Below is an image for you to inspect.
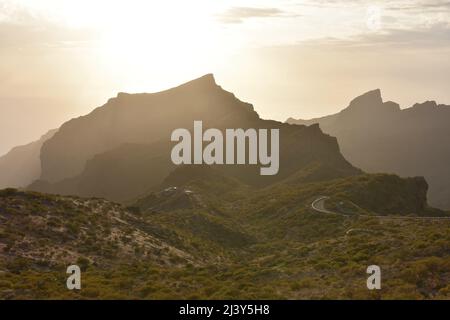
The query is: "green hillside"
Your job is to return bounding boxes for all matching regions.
[1,169,449,299]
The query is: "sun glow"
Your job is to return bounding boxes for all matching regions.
[8,0,235,91]
[59,1,222,88]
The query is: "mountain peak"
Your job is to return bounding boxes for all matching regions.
[113,74,217,100]
[349,89,383,108]
[198,73,216,83]
[411,100,437,110]
[179,73,217,89]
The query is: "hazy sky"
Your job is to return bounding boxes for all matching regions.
[1,0,450,155]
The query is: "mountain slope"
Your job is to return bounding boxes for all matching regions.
[0,188,198,269]
[287,90,450,209]
[30,75,360,202]
[39,74,259,183]
[29,142,174,202]
[0,129,57,189]
[2,170,449,299]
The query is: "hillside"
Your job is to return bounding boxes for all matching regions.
[2,170,449,299]
[287,90,450,210]
[0,129,57,189]
[0,188,199,267]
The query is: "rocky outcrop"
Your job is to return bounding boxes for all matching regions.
[287,89,450,209]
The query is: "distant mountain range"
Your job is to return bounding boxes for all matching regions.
[287,89,450,210]
[0,75,445,210]
[0,129,57,190]
[1,75,449,300]
[25,74,359,202]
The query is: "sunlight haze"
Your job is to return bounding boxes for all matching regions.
[1,0,449,155]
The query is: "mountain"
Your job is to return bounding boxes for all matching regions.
[38,74,258,183]
[4,76,447,299]
[287,90,450,209]
[29,74,360,202]
[0,129,57,189]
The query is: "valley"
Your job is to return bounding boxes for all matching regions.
[0,76,449,300]
[1,170,449,299]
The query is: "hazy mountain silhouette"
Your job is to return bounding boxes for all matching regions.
[287,89,450,209]
[0,129,57,189]
[3,78,447,300]
[29,74,360,202]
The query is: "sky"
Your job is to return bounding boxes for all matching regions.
[0,0,450,155]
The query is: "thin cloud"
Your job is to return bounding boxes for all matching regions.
[361,25,450,48]
[217,6,290,24]
[0,21,97,49]
[0,2,98,49]
[299,23,450,49]
[299,0,450,11]
[388,0,450,11]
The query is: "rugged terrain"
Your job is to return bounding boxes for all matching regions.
[1,168,449,299]
[27,75,359,202]
[0,76,449,300]
[287,89,450,210]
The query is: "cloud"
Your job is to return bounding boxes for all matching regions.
[217,6,289,24]
[0,21,97,50]
[299,23,450,49]
[361,24,450,47]
[0,6,97,50]
[387,0,450,11]
[0,1,99,50]
[297,0,450,12]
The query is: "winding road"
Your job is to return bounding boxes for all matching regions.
[311,196,339,215]
[311,196,450,221]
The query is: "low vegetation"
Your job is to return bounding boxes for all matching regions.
[1,170,449,300]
